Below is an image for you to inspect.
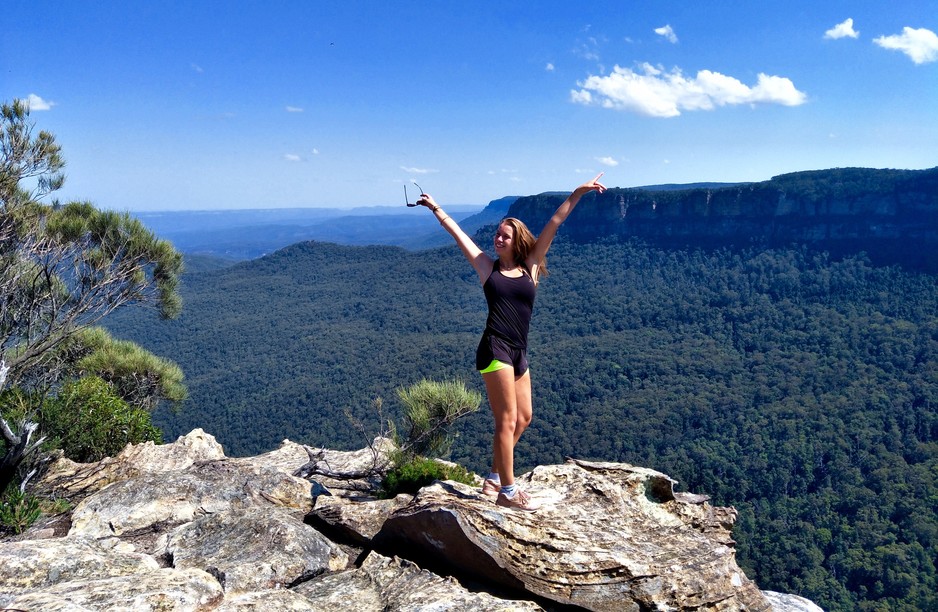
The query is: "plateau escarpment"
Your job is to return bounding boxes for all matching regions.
[508,167,938,270]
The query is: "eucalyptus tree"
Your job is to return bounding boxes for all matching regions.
[1,99,184,493]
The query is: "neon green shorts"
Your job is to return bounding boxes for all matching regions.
[479,359,513,374]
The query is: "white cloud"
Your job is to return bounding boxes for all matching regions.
[284,154,302,162]
[570,63,807,117]
[596,156,619,167]
[824,18,859,40]
[285,106,304,113]
[400,166,437,174]
[312,148,320,155]
[655,25,678,44]
[874,27,938,64]
[546,62,555,72]
[191,63,204,73]
[26,94,54,111]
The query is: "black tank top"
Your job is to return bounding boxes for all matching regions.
[482,259,537,350]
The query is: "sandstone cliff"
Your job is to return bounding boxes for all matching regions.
[507,166,938,271]
[1,430,823,611]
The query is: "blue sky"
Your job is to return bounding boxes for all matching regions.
[5,1,937,211]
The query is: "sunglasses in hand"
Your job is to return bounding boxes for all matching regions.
[404,181,424,207]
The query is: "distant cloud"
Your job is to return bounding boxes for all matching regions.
[596,156,619,167]
[286,106,304,113]
[312,148,320,155]
[284,154,302,162]
[824,18,859,40]
[191,63,204,73]
[573,35,604,62]
[571,63,807,118]
[26,94,54,111]
[546,62,555,72]
[655,25,678,44]
[874,27,938,64]
[400,166,437,174]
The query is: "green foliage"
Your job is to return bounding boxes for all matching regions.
[394,378,481,460]
[40,376,161,463]
[379,455,476,498]
[0,487,41,535]
[74,327,187,411]
[0,99,64,206]
[40,496,71,515]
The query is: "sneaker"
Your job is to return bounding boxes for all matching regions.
[496,488,538,512]
[481,478,501,496]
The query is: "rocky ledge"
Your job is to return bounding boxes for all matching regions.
[0,429,822,611]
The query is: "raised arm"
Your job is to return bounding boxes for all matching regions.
[418,193,494,284]
[527,173,606,269]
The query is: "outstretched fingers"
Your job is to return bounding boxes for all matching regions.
[580,172,606,194]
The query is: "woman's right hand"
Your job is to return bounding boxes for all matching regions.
[417,193,439,210]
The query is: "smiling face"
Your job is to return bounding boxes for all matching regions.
[493,222,515,260]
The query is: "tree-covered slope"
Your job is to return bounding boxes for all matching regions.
[107,235,938,611]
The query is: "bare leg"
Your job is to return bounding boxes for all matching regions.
[483,368,518,486]
[484,368,533,486]
[513,370,533,444]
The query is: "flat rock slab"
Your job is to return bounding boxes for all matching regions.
[2,567,224,611]
[375,459,770,611]
[0,537,159,593]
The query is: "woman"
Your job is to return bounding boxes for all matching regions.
[417,173,606,511]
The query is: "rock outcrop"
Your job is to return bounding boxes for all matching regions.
[0,429,821,611]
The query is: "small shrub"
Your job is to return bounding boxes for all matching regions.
[41,376,162,462]
[0,488,41,535]
[379,455,476,499]
[394,379,481,460]
[40,497,72,516]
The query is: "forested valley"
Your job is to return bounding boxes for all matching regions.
[106,235,938,611]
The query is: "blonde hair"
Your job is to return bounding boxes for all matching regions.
[500,217,548,279]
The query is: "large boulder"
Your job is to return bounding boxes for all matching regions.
[375,459,770,611]
[166,506,348,593]
[33,429,226,503]
[68,459,313,540]
[306,493,414,545]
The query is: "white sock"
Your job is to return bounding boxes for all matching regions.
[501,483,517,498]
[487,473,501,483]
